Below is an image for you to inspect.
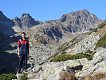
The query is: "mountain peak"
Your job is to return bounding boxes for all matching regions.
[60,9,98,23]
[21,13,31,18]
[13,13,41,30]
[0,11,15,35]
[0,10,14,24]
[0,11,4,16]
[0,11,10,22]
[80,9,89,12]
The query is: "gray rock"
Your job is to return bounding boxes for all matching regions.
[60,9,99,32]
[91,48,106,65]
[66,34,99,54]
[76,48,106,77]
[30,58,88,80]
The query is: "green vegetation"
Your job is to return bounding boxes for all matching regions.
[48,43,69,60]
[95,34,106,49]
[0,73,17,80]
[20,73,28,80]
[58,42,69,51]
[50,50,95,62]
[58,38,79,54]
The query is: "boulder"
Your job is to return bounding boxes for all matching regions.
[76,48,106,77]
[40,58,88,80]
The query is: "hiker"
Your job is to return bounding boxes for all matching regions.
[17,32,29,73]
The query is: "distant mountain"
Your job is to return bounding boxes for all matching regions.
[43,9,101,35]
[12,13,42,32]
[59,9,100,32]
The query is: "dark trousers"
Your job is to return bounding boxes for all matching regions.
[18,54,27,72]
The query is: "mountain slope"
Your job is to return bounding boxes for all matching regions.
[53,21,106,56]
[0,11,15,35]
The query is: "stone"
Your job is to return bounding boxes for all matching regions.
[91,48,106,65]
[39,58,88,80]
[76,48,106,78]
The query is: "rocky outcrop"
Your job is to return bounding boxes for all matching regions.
[92,48,106,65]
[66,33,100,54]
[27,58,88,80]
[76,48,106,77]
[26,48,106,80]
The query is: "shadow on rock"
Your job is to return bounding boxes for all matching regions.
[66,65,83,73]
[0,52,19,74]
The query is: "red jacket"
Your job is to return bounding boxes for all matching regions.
[18,39,29,53]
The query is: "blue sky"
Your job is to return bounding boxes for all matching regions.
[0,0,106,21]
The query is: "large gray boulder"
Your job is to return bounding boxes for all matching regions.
[76,48,106,77]
[92,48,106,65]
[66,34,99,54]
[27,58,88,80]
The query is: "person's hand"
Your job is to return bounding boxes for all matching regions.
[18,52,20,58]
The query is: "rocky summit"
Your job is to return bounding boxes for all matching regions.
[0,9,106,80]
[12,13,42,32]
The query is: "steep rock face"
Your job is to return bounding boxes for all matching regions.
[0,11,14,26]
[27,58,88,80]
[76,48,106,77]
[0,11,15,35]
[66,34,99,54]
